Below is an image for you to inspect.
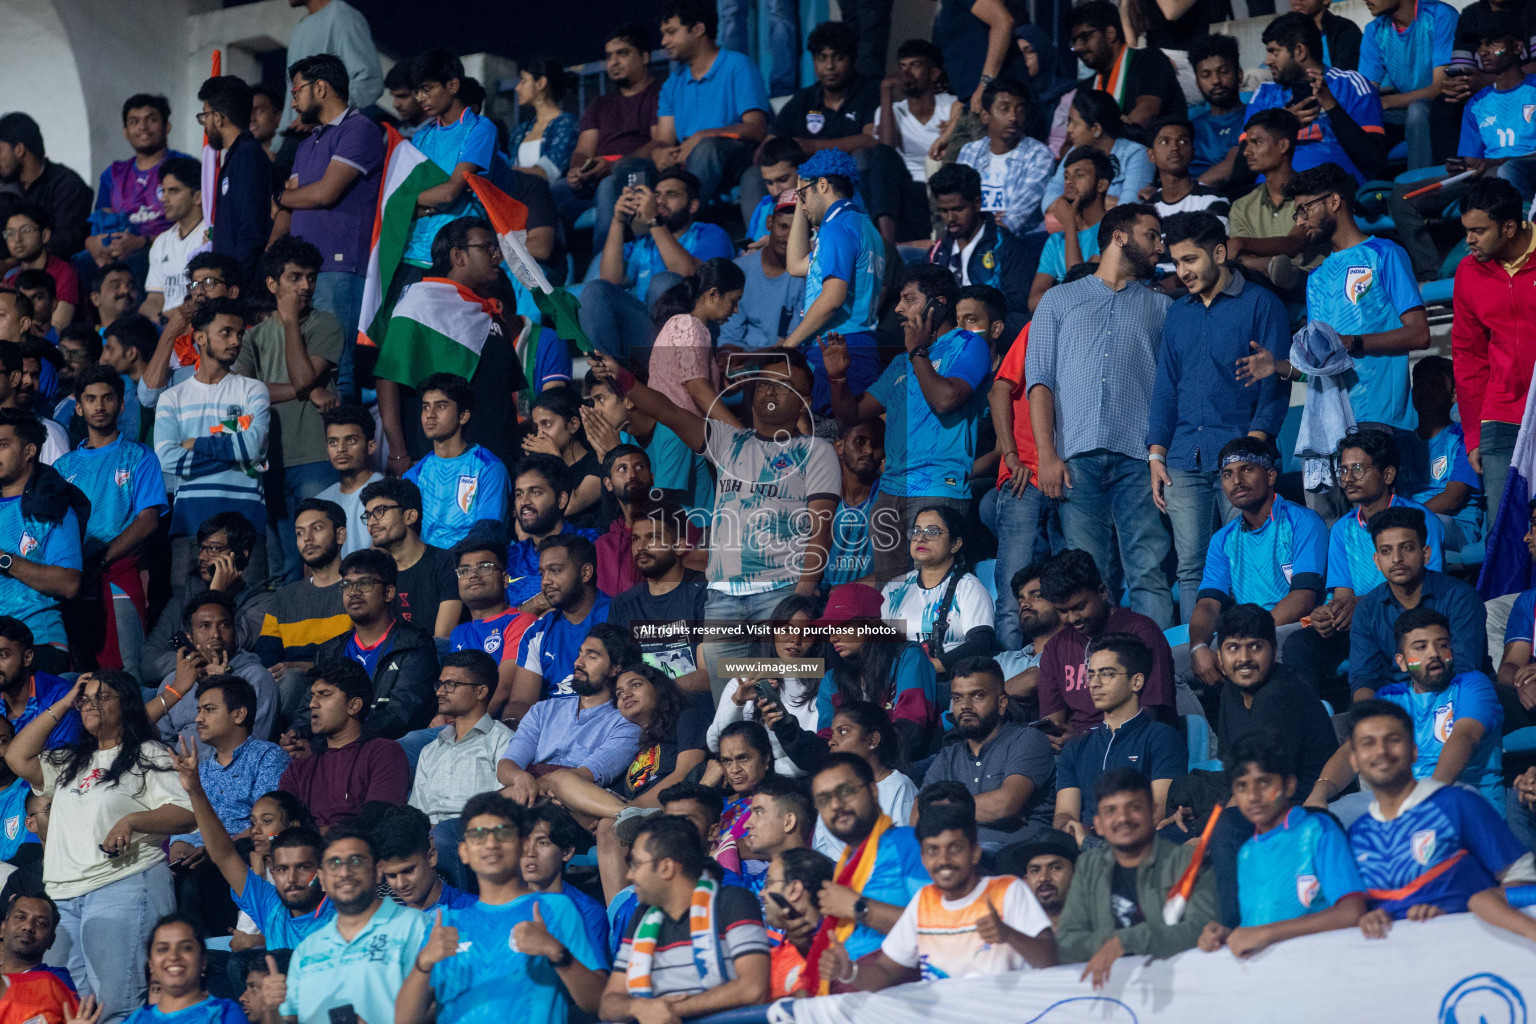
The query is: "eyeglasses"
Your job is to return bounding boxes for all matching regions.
[339,578,384,594]
[73,692,121,710]
[756,380,796,396]
[454,561,503,579]
[2,227,39,240]
[359,505,401,522]
[188,277,227,293]
[433,678,472,692]
[322,854,372,872]
[1338,462,1378,479]
[1085,668,1130,683]
[464,825,519,845]
[458,242,503,261]
[412,83,442,99]
[198,542,232,556]
[195,111,215,127]
[290,81,315,100]
[909,525,948,540]
[813,781,869,810]
[627,855,658,871]
[1291,194,1334,223]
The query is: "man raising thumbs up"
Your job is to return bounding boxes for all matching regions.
[394,793,606,1024]
[816,802,1057,991]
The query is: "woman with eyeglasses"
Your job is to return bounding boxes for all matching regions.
[881,505,997,679]
[709,593,824,778]
[7,672,194,1024]
[113,914,244,1024]
[521,388,604,529]
[812,701,917,860]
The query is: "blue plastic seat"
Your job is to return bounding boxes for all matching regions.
[1421,278,1454,305]
[975,558,998,602]
[1504,726,1536,755]
[574,208,595,231]
[1186,715,1221,772]
[1164,623,1190,648]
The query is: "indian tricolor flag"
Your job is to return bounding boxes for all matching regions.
[372,277,498,386]
[464,171,593,381]
[357,125,449,350]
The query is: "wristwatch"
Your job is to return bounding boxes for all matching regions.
[910,346,931,361]
[551,946,574,968]
[853,897,870,924]
[978,74,996,86]
[0,553,12,576]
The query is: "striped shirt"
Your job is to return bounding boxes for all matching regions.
[153,372,268,535]
[612,885,769,998]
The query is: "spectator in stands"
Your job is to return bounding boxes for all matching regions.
[1226,107,1328,292]
[313,406,381,558]
[131,915,245,1024]
[780,150,886,414]
[984,312,1045,643]
[643,257,743,427]
[827,263,987,583]
[7,671,193,1024]
[1036,550,1179,738]
[746,774,814,871]
[761,22,920,244]
[804,701,918,858]
[1198,730,1367,958]
[525,387,604,530]
[138,156,207,323]
[823,418,883,588]
[197,77,271,289]
[1340,701,1536,940]
[951,78,1050,239]
[0,409,81,676]
[383,62,425,138]
[650,0,770,204]
[372,804,474,912]
[1028,204,1173,625]
[0,616,78,746]
[996,566,1066,702]
[591,446,654,596]
[1294,0,1363,70]
[880,505,995,676]
[926,164,1033,323]
[281,0,382,125]
[1406,357,1484,552]
[806,753,929,975]
[507,534,610,711]
[153,297,270,579]
[1349,507,1486,701]
[873,40,960,190]
[926,657,1054,848]
[144,512,272,683]
[763,847,834,998]
[1056,769,1217,985]
[0,115,92,260]
[591,349,837,691]
[1359,0,1458,170]
[447,539,522,696]
[0,892,67,982]
[600,815,768,1019]
[85,94,190,278]
[503,455,598,615]
[1053,635,1183,847]
[995,834,1077,931]
[1189,35,1246,180]
[306,548,439,741]
[507,58,579,182]
[720,192,807,351]
[359,478,461,638]
[1498,504,1536,734]
[849,800,1059,988]
[255,499,347,714]
[521,802,611,953]
[1149,217,1290,624]
[1069,2,1186,124]
[1143,119,1231,225]
[609,506,709,687]
[1282,430,1444,702]
[1289,164,1429,436]
[400,372,509,550]
[258,827,426,1024]
[139,250,242,400]
[2,206,78,331]
[274,54,383,399]
[710,595,823,780]
[54,364,165,671]
[1040,91,1155,219]
[87,263,140,332]
[741,137,806,243]
[150,592,278,750]
[1243,15,1386,187]
[277,661,410,826]
[15,270,59,344]
[559,26,663,244]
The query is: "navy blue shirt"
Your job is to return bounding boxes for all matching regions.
[1057,711,1185,828]
[210,132,275,288]
[1348,570,1487,693]
[1146,272,1292,470]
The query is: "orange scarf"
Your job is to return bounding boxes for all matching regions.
[803,813,892,996]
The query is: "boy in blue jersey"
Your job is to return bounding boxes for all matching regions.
[520,803,612,957]
[395,793,607,1024]
[1282,429,1443,703]
[510,535,611,711]
[781,150,886,416]
[1188,36,1247,182]
[825,262,990,585]
[1292,163,1429,431]
[1027,148,1111,311]
[0,409,82,677]
[1245,14,1386,185]
[448,538,521,702]
[372,804,476,914]
[54,363,166,673]
[0,717,37,861]
[402,373,510,550]
[1391,16,1536,276]
[0,617,80,748]
[1358,0,1458,170]
[1199,730,1366,958]
[1186,438,1327,690]
[1403,357,1484,552]
[1337,702,1536,942]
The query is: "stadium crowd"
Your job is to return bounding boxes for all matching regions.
[0,0,1535,1019]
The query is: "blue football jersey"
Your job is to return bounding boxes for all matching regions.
[1199,494,1328,610]
[1325,494,1445,593]
[1238,807,1366,927]
[1376,672,1504,810]
[403,444,510,549]
[1461,75,1536,159]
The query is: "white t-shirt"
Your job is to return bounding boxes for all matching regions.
[518,138,542,168]
[882,876,1053,980]
[144,218,211,308]
[316,472,385,557]
[709,677,820,778]
[874,93,959,181]
[980,148,1013,213]
[39,419,67,467]
[881,569,994,652]
[37,744,193,899]
[814,770,918,859]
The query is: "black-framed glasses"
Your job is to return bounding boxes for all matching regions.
[454,561,503,580]
[339,578,384,594]
[1292,194,1334,223]
[322,854,371,872]
[188,277,227,293]
[198,542,232,555]
[359,505,400,522]
[464,825,519,845]
[813,781,868,810]
[458,242,503,262]
[195,111,214,127]
[434,678,474,691]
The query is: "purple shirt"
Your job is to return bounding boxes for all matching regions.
[95,151,196,238]
[289,106,384,275]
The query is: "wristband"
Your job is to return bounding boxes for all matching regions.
[837,960,859,984]
[1190,642,1209,654]
[44,706,61,725]
[413,957,433,975]
[1148,452,1166,463]
[163,684,183,700]
[551,946,574,968]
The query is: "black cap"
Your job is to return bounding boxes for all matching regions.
[994,830,1080,876]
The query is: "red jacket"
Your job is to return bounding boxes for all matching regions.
[1451,249,1536,451]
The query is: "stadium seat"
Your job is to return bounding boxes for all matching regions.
[1504,726,1536,755]
[574,208,595,231]
[1164,623,1190,648]
[1185,714,1220,771]
[976,558,998,602]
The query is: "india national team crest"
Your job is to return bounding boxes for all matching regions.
[114,468,130,488]
[1525,104,1535,123]
[1434,701,1456,743]
[1412,828,1438,866]
[1345,266,1373,304]
[3,815,18,841]
[1296,874,1320,908]
[16,533,36,557]
[456,475,478,513]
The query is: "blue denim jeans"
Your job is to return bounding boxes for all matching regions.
[1481,419,1520,536]
[49,863,176,1024]
[577,274,680,363]
[766,0,801,94]
[313,271,366,401]
[980,481,1049,650]
[268,459,341,585]
[1059,451,1174,627]
[717,0,751,54]
[1385,98,1435,170]
[701,586,798,701]
[1163,467,1237,623]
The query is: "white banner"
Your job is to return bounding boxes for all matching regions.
[778,910,1535,1024]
